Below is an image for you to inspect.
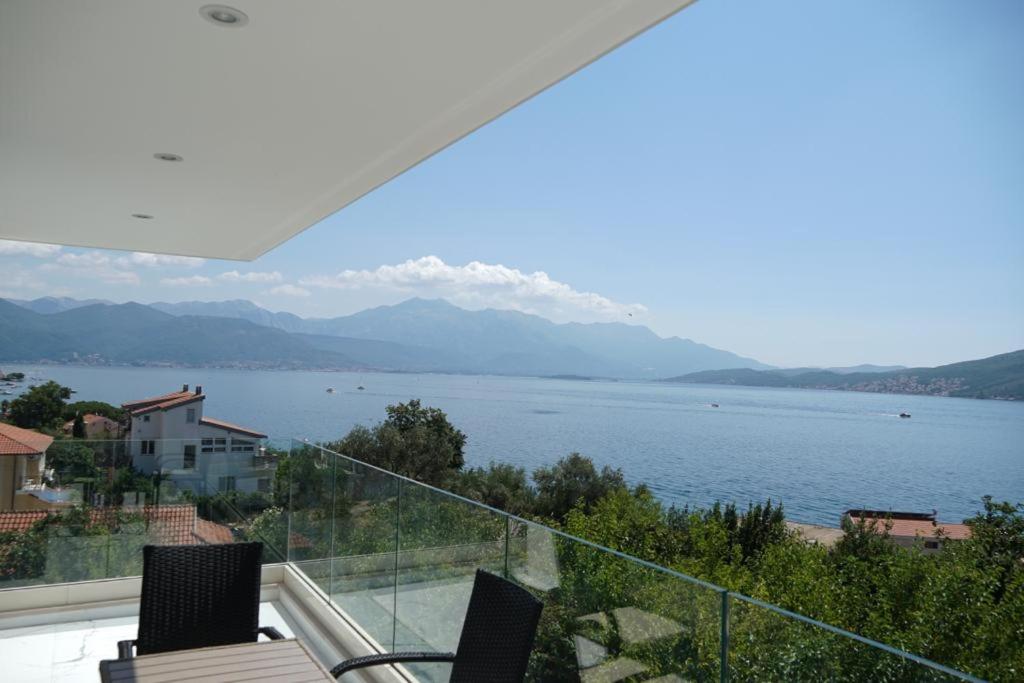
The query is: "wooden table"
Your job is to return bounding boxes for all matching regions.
[99,638,334,682]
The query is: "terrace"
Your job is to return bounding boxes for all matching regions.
[0,439,978,681]
[0,2,992,681]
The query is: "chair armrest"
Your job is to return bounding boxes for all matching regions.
[330,651,455,678]
[117,639,136,659]
[258,626,285,640]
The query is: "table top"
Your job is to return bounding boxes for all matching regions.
[99,638,334,682]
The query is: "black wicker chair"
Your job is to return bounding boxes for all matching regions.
[331,569,543,681]
[117,542,283,658]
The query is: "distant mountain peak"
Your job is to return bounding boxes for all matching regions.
[2,295,772,378]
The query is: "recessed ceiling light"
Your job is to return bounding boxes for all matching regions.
[132,214,154,220]
[153,153,183,162]
[199,5,249,28]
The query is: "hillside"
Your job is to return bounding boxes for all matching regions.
[0,301,356,368]
[288,298,768,377]
[663,350,1024,400]
[6,297,767,378]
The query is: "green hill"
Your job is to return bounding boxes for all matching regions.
[663,350,1024,400]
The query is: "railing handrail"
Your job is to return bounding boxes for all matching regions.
[298,438,980,682]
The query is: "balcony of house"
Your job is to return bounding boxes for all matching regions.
[0,438,979,682]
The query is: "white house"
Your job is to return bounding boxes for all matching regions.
[123,385,272,494]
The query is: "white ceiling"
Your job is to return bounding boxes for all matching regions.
[0,0,694,260]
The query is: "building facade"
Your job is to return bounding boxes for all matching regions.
[0,422,74,511]
[842,509,972,554]
[123,385,272,494]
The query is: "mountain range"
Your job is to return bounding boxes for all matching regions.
[663,350,1024,400]
[1,297,770,379]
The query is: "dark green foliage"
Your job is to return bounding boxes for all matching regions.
[326,399,467,486]
[71,413,85,438]
[62,400,126,423]
[45,441,104,498]
[6,380,72,429]
[699,499,786,562]
[448,462,536,515]
[532,453,626,521]
[0,507,154,586]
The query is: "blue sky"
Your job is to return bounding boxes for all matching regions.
[2,0,1021,368]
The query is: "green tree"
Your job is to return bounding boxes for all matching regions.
[327,400,467,486]
[7,381,72,429]
[449,462,536,515]
[71,413,86,439]
[45,441,103,499]
[533,453,626,521]
[61,400,126,424]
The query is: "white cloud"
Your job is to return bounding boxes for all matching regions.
[56,252,110,267]
[160,275,213,287]
[120,252,205,268]
[0,240,62,257]
[218,270,283,283]
[0,268,54,298]
[43,251,140,284]
[299,255,646,322]
[268,284,310,297]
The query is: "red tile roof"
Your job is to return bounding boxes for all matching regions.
[124,392,204,416]
[0,505,234,545]
[0,423,54,456]
[200,416,267,439]
[122,390,194,410]
[848,513,972,541]
[63,413,120,430]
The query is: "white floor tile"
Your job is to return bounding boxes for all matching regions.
[0,601,301,682]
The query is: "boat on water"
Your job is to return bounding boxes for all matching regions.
[899,412,911,419]
[326,387,335,393]
[357,386,365,391]
[710,403,719,408]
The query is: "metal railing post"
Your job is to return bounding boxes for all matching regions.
[720,589,730,683]
[327,447,337,606]
[285,441,295,562]
[391,478,402,652]
[504,515,511,579]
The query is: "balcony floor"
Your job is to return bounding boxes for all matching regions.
[0,602,299,683]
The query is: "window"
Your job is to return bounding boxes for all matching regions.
[218,476,236,492]
[214,437,226,453]
[231,438,255,452]
[186,408,196,424]
[183,445,196,469]
[141,440,155,455]
[143,415,150,423]
[924,540,940,550]
[201,437,214,453]
[257,478,271,493]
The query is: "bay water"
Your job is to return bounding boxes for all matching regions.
[5,364,1021,526]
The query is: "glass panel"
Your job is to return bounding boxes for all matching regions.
[0,438,279,588]
[285,441,337,594]
[727,595,964,682]
[394,481,507,682]
[326,454,399,653]
[509,520,722,682]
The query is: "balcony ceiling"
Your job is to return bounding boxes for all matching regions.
[0,0,693,260]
